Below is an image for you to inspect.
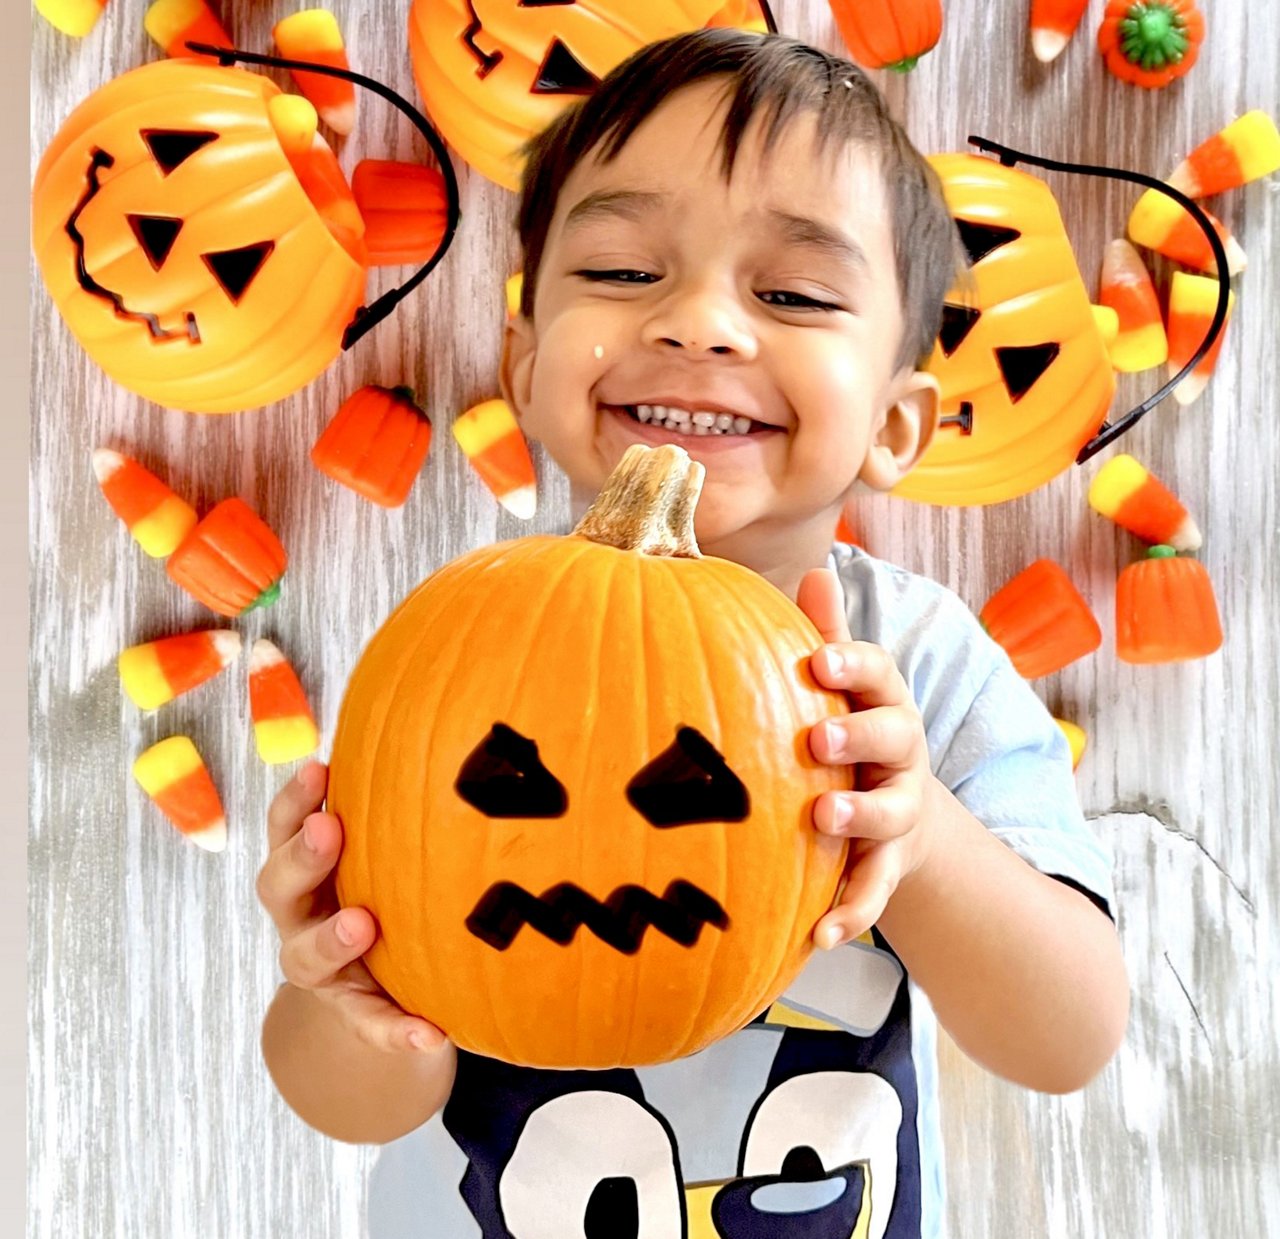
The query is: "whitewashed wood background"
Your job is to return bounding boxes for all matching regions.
[29,1,1280,1236]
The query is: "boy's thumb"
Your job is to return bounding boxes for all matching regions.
[796,568,852,645]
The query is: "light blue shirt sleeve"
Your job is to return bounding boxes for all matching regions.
[829,543,1114,915]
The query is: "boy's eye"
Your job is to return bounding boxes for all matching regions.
[574,268,658,284]
[758,290,840,312]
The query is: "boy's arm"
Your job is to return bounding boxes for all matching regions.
[262,983,457,1145]
[257,764,456,1145]
[798,570,1128,1094]
[874,781,1127,1094]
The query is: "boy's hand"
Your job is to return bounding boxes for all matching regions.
[256,761,446,1053]
[797,568,938,950]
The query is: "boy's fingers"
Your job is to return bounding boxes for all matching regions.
[813,842,902,949]
[278,907,376,990]
[266,761,328,852]
[796,569,853,645]
[255,812,343,930]
[334,989,448,1056]
[810,642,907,706]
[811,706,920,768]
[813,785,922,841]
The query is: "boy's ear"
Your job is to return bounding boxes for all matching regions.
[858,370,940,492]
[499,315,537,421]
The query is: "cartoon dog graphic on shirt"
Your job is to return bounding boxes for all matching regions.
[368,935,920,1239]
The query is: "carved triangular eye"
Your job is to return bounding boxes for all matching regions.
[533,39,599,94]
[202,242,275,303]
[127,215,183,270]
[938,303,981,357]
[996,342,1060,402]
[456,723,568,818]
[955,218,1020,267]
[141,130,217,176]
[626,727,749,827]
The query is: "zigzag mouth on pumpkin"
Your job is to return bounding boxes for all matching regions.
[66,146,278,345]
[67,149,202,344]
[466,878,729,954]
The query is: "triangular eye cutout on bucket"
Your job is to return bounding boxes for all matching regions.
[996,342,1060,402]
[955,218,1021,267]
[533,39,599,94]
[202,242,275,303]
[127,215,183,270]
[939,304,981,356]
[141,130,218,176]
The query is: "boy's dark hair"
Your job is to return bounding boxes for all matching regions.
[515,28,962,372]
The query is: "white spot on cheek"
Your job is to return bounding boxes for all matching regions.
[593,345,604,359]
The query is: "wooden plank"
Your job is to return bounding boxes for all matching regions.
[29,1,1279,1236]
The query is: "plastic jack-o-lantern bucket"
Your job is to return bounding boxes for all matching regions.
[31,46,459,413]
[408,0,775,190]
[898,140,1233,506]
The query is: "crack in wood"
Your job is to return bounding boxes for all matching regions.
[1163,951,1211,1050]
[1094,798,1256,915]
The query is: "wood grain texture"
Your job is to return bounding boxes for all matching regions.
[29,2,1279,1236]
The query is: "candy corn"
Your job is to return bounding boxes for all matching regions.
[93,448,197,559]
[1127,190,1246,277]
[274,10,356,135]
[1088,454,1201,551]
[1166,110,1280,199]
[133,736,226,852]
[35,0,108,37]
[1053,719,1087,770]
[1029,0,1087,63]
[144,0,232,61]
[505,273,523,319]
[119,630,241,710]
[453,399,537,520]
[267,94,319,160]
[1166,272,1234,407]
[1097,239,1167,373]
[249,640,319,764]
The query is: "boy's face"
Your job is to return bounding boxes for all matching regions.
[502,79,938,556]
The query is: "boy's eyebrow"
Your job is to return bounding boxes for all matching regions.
[767,210,869,273]
[562,189,664,231]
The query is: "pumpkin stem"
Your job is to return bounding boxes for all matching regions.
[572,445,704,557]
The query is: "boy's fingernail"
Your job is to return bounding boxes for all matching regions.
[301,823,318,852]
[822,720,846,759]
[819,924,843,950]
[409,1030,434,1052]
[821,647,844,677]
[335,916,355,946]
[832,796,854,831]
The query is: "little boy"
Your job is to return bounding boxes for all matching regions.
[257,29,1128,1239]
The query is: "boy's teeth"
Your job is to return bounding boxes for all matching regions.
[626,403,758,435]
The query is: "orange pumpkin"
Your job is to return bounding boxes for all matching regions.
[407,0,773,191]
[828,0,943,72]
[1116,546,1222,663]
[895,154,1117,506]
[330,445,850,1068]
[166,498,287,616]
[31,59,370,413]
[310,384,433,507]
[979,559,1102,679]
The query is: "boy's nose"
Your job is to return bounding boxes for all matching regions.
[642,285,758,360]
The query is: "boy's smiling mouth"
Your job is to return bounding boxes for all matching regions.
[599,400,783,448]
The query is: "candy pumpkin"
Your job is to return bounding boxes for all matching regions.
[828,0,943,72]
[407,0,774,191]
[330,445,850,1068]
[894,153,1117,506]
